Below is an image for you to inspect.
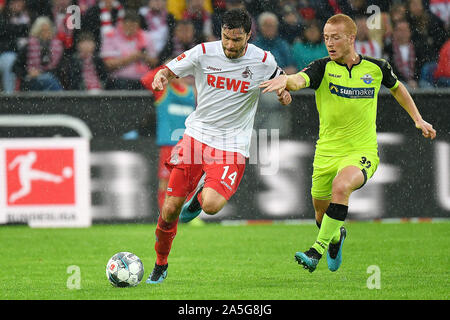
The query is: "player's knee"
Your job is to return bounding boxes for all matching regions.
[332,179,352,199]
[201,199,224,215]
[162,198,184,220]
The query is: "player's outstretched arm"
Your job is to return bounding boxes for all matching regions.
[260,73,307,95]
[152,67,177,91]
[390,81,436,140]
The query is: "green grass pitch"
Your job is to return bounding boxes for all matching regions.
[1,221,449,300]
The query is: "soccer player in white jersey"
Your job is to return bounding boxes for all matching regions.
[146,8,292,284]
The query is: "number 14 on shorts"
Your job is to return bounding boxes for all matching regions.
[221,166,237,185]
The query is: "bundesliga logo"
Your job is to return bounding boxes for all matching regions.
[6,149,75,206]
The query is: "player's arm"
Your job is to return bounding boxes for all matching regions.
[152,67,177,91]
[154,44,199,91]
[390,82,436,140]
[260,58,327,95]
[260,73,307,95]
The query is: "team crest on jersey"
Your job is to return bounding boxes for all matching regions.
[242,66,253,79]
[360,74,374,84]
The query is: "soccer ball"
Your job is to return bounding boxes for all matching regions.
[106,252,144,287]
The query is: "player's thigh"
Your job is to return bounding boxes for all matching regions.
[335,151,379,192]
[331,166,366,201]
[200,187,227,214]
[311,153,340,201]
[165,136,205,198]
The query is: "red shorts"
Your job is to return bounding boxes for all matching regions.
[165,134,246,200]
[158,146,174,180]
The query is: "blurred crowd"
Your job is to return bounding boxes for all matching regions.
[0,0,449,93]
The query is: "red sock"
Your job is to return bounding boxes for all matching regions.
[154,215,178,266]
[157,190,166,212]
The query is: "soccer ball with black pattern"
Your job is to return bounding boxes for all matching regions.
[106,252,144,287]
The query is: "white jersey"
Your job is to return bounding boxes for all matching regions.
[166,41,281,157]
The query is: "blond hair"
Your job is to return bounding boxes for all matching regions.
[325,14,357,36]
[30,16,54,38]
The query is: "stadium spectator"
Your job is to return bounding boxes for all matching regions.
[51,0,77,51]
[141,64,196,212]
[433,38,450,87]
[78,0,97,15]
[60,32,109,90]
[384,20,418,89]
[138,0,176,56]
[13,16,64,91]
[429,0,450,29]
[51,0,72,30]
[313,0,353,25]
[212,0,257,41]
[354,15,382,59]
[406,0,447,87]
[158,19,198,65]
[101,10,158,90]
[82,0,125,51]
[253,11,296,74]
[26,0,52,23]
[346,0,368,17]
[167,0,213,20]
[183,0,216,42]
[366,5,393,50]
[4,0,29,48]
[241,0,279,18]
[211,0,226,14]
[0,0,30,93]
[292,20,328,71]
[278,4,303,45]
[390,3,408,26]
[385,3,409,50]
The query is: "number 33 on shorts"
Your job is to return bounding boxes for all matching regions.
[359,156,371,169]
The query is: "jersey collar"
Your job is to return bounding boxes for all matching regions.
[334,54,363,68]
[334,54,363,78]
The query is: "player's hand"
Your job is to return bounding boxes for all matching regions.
[277,89,292,106]
[152,73,168,91]
[259,74,288,95]
[415,119,436,140]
